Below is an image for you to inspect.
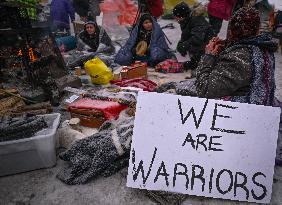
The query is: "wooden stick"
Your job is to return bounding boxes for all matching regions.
[0,88,38,104]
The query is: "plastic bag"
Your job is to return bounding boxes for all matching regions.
[84,57,113,85]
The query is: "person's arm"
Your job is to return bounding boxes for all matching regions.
[76,36,91,51]
[195,47,252,98]
[177,22,208,55]
[96,29,115,54]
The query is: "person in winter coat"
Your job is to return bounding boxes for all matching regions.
[73,0,103,22]
[50,0,75,34]
[66,21,115,68]
[196,7,277,106]
[77,21,114,53]
[208,0,237,35]
[173,2,214,71]
[115,13,171,66]
[73,0,88,21]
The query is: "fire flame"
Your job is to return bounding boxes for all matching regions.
[17,48,37,62]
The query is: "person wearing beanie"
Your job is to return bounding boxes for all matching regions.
[77,21,114,53]
[115,13,171,66]
[195,7,277,105]
[173,2,214,72]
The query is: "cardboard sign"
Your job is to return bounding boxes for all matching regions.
[127,92,281,204]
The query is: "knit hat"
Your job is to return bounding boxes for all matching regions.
[228,7,260,42]
[173,2,191,18]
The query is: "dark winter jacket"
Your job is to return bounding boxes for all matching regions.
[115,16,171,66]
[73,0,102,18]
[50,0,75,29]
[73,0,89,17]
[196,34,277,106]
[77,24,114,54]
[177,14,213,57]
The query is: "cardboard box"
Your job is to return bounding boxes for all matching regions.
[73,21,85,35]
[68,99,128,128]
[69,107,105,128]
[70,112,106,128]
[120,62,147,79]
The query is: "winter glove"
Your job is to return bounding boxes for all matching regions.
[177,42,187,56]
[183,60,197,70]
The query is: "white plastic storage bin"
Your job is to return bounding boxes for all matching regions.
[0,113,61,176]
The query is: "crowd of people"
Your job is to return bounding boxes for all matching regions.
[47,0,282,108]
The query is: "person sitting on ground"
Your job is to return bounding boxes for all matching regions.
[115,13,171,66]
[173,2,214,71]
[195,7,277,105]
[66,21,115,68]
[77,21,115,54]
[156,7,277,106]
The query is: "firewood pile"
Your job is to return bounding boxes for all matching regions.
[0,88,53,117]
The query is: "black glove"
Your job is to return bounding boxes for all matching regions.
[177,42,187,57]
[183,60,198,70]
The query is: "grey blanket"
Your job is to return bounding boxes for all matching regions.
[57,112,134,185]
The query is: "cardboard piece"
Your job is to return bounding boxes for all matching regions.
[127,92,281,204]
[116,62,147,80]
[68,98,127,128]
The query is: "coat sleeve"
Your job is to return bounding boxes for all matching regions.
[195,47,252,98]
[149,33,170,65]
[97,29,115,54]
[76,36,91,51]
[178,24,208,54]
[114,28,138,66]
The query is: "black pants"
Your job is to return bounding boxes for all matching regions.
[183,53,202,70]
[209,14,223,36]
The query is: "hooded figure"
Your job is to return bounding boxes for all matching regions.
[173,2,214,70]
[66,21,115,69]
[115,13,171,66]
[77,21,114,54]
[195,7,277,106]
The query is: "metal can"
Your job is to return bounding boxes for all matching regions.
[75,66,81,76]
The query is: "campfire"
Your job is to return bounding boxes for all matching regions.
[0,1,69,105]
[17,47,38,62]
